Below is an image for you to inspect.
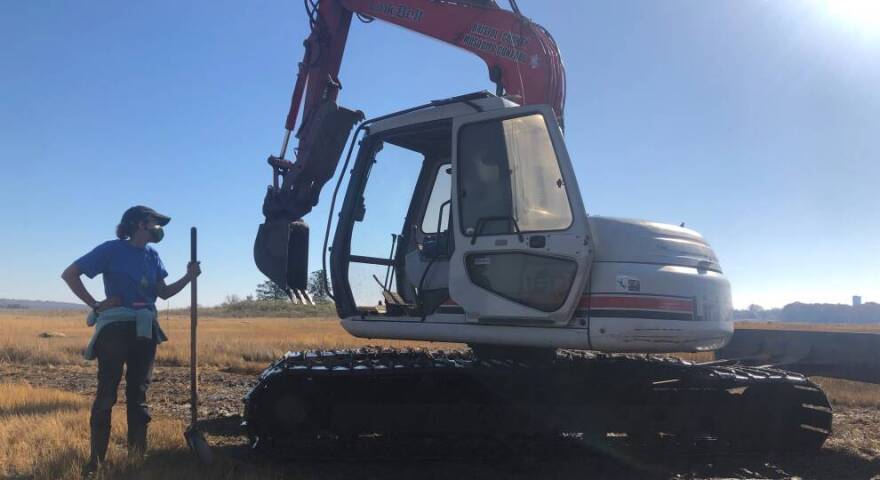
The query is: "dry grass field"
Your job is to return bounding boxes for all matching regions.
[1,310,878,479]
[0,384,195,480]
[0,310,461,375]
[735,321,880,333]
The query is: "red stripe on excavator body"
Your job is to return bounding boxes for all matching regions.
[577,295,693,312]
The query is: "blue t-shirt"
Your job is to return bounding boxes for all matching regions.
[75,240,169,309]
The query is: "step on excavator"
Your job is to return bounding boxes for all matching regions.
[248,0,832,454]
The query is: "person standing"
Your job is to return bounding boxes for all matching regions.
[61,206,201,475]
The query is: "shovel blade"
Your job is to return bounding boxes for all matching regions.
[185,427,213,465]
[254,219,309,291]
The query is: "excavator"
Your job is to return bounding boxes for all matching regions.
[246,0,832,454]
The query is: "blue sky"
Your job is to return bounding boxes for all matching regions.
[1,0,877,309]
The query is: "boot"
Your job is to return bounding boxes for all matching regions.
[91,420,111,461]
[83,424,110,478]
[127,423,148,459]
[80,459,100,479]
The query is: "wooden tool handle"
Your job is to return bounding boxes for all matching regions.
[190,227,198,426]
[191,227,197,263]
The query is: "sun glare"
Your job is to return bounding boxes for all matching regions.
[818,0,880,38]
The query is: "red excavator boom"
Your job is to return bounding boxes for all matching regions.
[255,0,566,297]
[286,0,565,133]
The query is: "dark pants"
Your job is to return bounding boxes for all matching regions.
[89,322,157,462]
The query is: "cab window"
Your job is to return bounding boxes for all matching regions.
[421,163,451,233]
[458,114,572,236]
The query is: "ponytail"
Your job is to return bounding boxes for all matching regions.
[116,221,137,240]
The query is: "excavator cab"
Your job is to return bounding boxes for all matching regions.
[329,94,593,331]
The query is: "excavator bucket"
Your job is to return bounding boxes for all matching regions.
[254,219,309,291]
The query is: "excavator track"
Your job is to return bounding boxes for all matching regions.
[243,348,832,456]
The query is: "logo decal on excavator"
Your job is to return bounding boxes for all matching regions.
[472,256,491,266]
[462,34,529,63]
[370,2,424,23]
[463,22,531,64]
[616,275,641,292]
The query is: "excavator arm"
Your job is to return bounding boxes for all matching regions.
[255,0,566,296]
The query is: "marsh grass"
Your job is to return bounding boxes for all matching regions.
[813,376,880,409]
[0,311,461,374]
[0,384,289,480]
[736,321,880,333]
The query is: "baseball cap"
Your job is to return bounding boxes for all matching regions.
[121,205,171,226]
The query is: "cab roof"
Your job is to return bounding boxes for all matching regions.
[366,92,520,136]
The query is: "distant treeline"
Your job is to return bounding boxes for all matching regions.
[185,297,337,318]
[0,303,27,309]
[0,299,87,311]
[734,302,880,324]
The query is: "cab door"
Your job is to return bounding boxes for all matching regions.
[448,105,592,326]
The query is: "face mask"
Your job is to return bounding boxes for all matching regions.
[148,225,165,243]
